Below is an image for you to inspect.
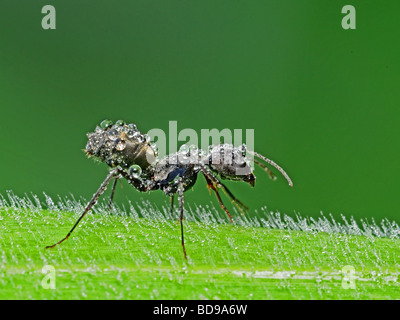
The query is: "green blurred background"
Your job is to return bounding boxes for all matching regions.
[0,1,399,221]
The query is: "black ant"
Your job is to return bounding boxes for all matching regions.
[46,120,293,258]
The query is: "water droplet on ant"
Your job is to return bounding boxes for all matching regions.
[116,141,126,151]
[127,129,136,138]
[128,164,142,178]
[179,144,189,154]
[107,129,119,141]
[100,119,113,129]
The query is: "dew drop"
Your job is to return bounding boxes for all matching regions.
[144,134,151,143]
[116,141,126,151]
[85,142,92,152]
[128,123,137,130]
[136,134,144,143]
[127,129,136,139]
[100,119,113,129]
[189,145,198,155]
[128,164,142,178]
[179,144,189,154]
[107,129,119,141]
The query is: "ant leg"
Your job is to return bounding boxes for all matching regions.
[177,181,187,259]
[108,177,119,210]
[216,180,248,213]
[46,169,118,249]
[170,195,174,217]
[203,173,233,223]
[201,165,248,214]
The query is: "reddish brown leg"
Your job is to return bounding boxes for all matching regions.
[203,174,233,223]
[200,165,248,214]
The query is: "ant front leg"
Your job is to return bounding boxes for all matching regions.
[200,165,248,218]
[203,173,233,223]
[46,168,119,249]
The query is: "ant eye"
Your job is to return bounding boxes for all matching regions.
[100,119,113,129]
[116,120,125,126]
[128,164,142,178]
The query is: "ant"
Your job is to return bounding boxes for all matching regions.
[46,120,293,258]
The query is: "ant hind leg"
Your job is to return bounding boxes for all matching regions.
[108,177,120,210]
[46,169,118,249]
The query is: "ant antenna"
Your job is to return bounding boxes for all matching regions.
[247,150,293,187]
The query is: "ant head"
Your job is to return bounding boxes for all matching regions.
[85,119,158,170]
